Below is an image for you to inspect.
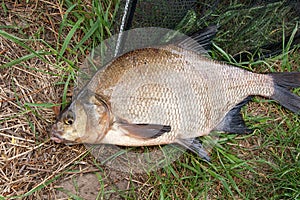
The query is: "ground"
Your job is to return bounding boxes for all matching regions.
[0,1,299,199]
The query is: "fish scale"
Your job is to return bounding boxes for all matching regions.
[110,49,247,137]
[104,47,271,141]
[51,41,300,159]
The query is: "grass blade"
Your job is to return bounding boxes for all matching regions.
[58,17,85,59]
[74,18,100,50]
[0,51,51,69]
[0,30,48,62]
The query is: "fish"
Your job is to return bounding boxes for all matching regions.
[51,27,300,161]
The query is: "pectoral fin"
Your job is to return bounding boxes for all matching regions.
[176,138,210,161]
[117,121,171,139]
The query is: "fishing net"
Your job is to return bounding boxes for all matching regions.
[113,0,198,31]
[110,0,300,62]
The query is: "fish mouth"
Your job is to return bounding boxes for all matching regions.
[51,135,63,143]
[50,124,74,144]
[50,126,65,143]
[50,124,77,145]
[51,136,77,145]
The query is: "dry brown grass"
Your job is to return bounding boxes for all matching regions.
[0,1,95,199]
[0,1,147,199]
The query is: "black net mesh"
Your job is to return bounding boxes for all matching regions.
[112,0,299,55]
[114,0,197,31]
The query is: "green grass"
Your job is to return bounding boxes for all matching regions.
[0,0,299,199]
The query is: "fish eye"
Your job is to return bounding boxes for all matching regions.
[63,112,74,125]
[64,118,74,125]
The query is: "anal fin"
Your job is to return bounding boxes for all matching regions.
[214,96,253,134]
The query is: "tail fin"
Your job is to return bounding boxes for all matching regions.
[270,72,300,114]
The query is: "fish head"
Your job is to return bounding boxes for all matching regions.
[51,100,87,144]
[51,92,111,144]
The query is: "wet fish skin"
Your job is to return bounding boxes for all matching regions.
[51,44,300,158]
[88,46,274,143]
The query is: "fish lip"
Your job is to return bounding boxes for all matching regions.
[50,136,63,143]
[50,136,77,145]
[50,133,76,144]
[50,124,75,144]
[50,124,66,143]
[50,131,65,143]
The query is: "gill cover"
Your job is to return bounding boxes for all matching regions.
[76,90,111,143]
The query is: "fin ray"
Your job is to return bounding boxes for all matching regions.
[271,72,300,114]
[117,121,171,139]
[214,96,253,134]
[178,25,218,54]
[176,138,210,161]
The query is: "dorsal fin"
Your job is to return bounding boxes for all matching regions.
[178,25,218,54]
